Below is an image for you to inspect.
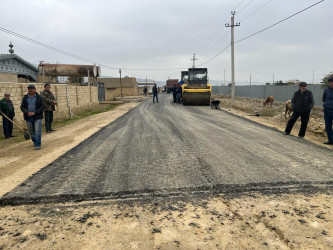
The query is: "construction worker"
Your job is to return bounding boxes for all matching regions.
[284,82,314,138]
[20,85,45,150]
[323,76,333,145]
[0,93,15,139]
[152,83,158,103]
[40,83,57,133]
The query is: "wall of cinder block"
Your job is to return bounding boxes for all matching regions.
[0,83,99,129]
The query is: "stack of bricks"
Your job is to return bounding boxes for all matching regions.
[0,83,99,129]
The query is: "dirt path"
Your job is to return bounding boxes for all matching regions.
[0,102,139,197]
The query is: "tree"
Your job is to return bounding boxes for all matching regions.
[273,80,288,86]
[321,72,333,88]
[265,82,271,85]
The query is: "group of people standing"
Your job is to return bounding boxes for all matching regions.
[284,78,333,145]
[0,83,57,150]
[172,84,182,103]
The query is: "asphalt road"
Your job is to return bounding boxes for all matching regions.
[2,94,333,204]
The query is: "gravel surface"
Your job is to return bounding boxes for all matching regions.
[1,94,333,205]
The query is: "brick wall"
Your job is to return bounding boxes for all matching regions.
[0,72,18,83]
[0,83,99,128]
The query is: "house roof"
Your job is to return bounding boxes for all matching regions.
[0,54,39,72]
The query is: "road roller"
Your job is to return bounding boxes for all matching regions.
[182,68,211,105]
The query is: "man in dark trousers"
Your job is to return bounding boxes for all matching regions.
[143,87,147,96]
[172,84,177,103]
[20,85,45,150]
[152,83,158,103]
[284,82,314,138]
[40,83,57,133]
[0,93,15,139]
[323,76,333,145]
[176,84,182,103]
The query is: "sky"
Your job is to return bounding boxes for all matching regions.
[0,0,332,85]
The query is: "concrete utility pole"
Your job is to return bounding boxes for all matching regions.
[250,74,252,86]
[191,53,197,68]
[119,68,123,98]
[225,11,240,105]
[273,74,275,84]
[312,69,314,84]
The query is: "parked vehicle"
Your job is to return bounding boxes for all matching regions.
[166,79,179,93]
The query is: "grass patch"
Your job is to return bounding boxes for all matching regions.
[0,104,120,146]
[53,104,119,127]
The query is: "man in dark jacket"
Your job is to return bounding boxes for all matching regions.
[40,83,57,133]
[323,77,333,145]
[20,85,45,150]
[0,93,15,139]
[176,84,182,103]
[152,83,158,103]
[172,84,177,103]
[284,82,314,138]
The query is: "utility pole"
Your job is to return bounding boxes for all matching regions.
[312,69,314,84]
[191,53,197,68]
[250,74,252,86]
[119,68,123,98]
[225,11,240,105]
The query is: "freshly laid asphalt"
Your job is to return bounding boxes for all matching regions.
[1,94,333,204]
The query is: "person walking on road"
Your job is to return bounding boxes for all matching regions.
[284,82,314,138]
[143,87,147,96]
[40,83,57,133]
[176,84,182,103]
[0,93,15,139]
[323,77,333,145]
[172,84,177,103]
[20,85,45,150]
[152,83,158,103]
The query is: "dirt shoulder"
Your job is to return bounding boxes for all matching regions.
[0,192,332,249]
[0,102,139,197]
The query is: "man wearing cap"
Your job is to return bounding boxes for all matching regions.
[323,77,333,145]
[284,82,314,138]
[0,93,15,139]
[40,83,57,133]
[20,85,45,150]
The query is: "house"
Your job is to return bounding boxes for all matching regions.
[0,42,39,83]
[97,76,138,100]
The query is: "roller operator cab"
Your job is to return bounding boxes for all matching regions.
[181,71,188,84]
[182,68,211,105]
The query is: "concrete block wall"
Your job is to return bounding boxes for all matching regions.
[212,85,325,107]
[0,72,18,83]
[0,83,98,130]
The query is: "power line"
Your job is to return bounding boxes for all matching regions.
[0,26,116,67]
[198,44,230,66]
[235,0,324,44]
[199,0,324,66]
[239,0,275,23]
[236,0,255,16]
[0,26,179,76]
[196,0,249,54]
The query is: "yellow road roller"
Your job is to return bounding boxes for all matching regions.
[182,68,211,105]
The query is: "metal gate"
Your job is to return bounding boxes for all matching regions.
[97,82,105,102]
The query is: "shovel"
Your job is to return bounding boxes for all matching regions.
[0,111,30,140]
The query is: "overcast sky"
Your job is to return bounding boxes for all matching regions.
[0,0,332,85]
